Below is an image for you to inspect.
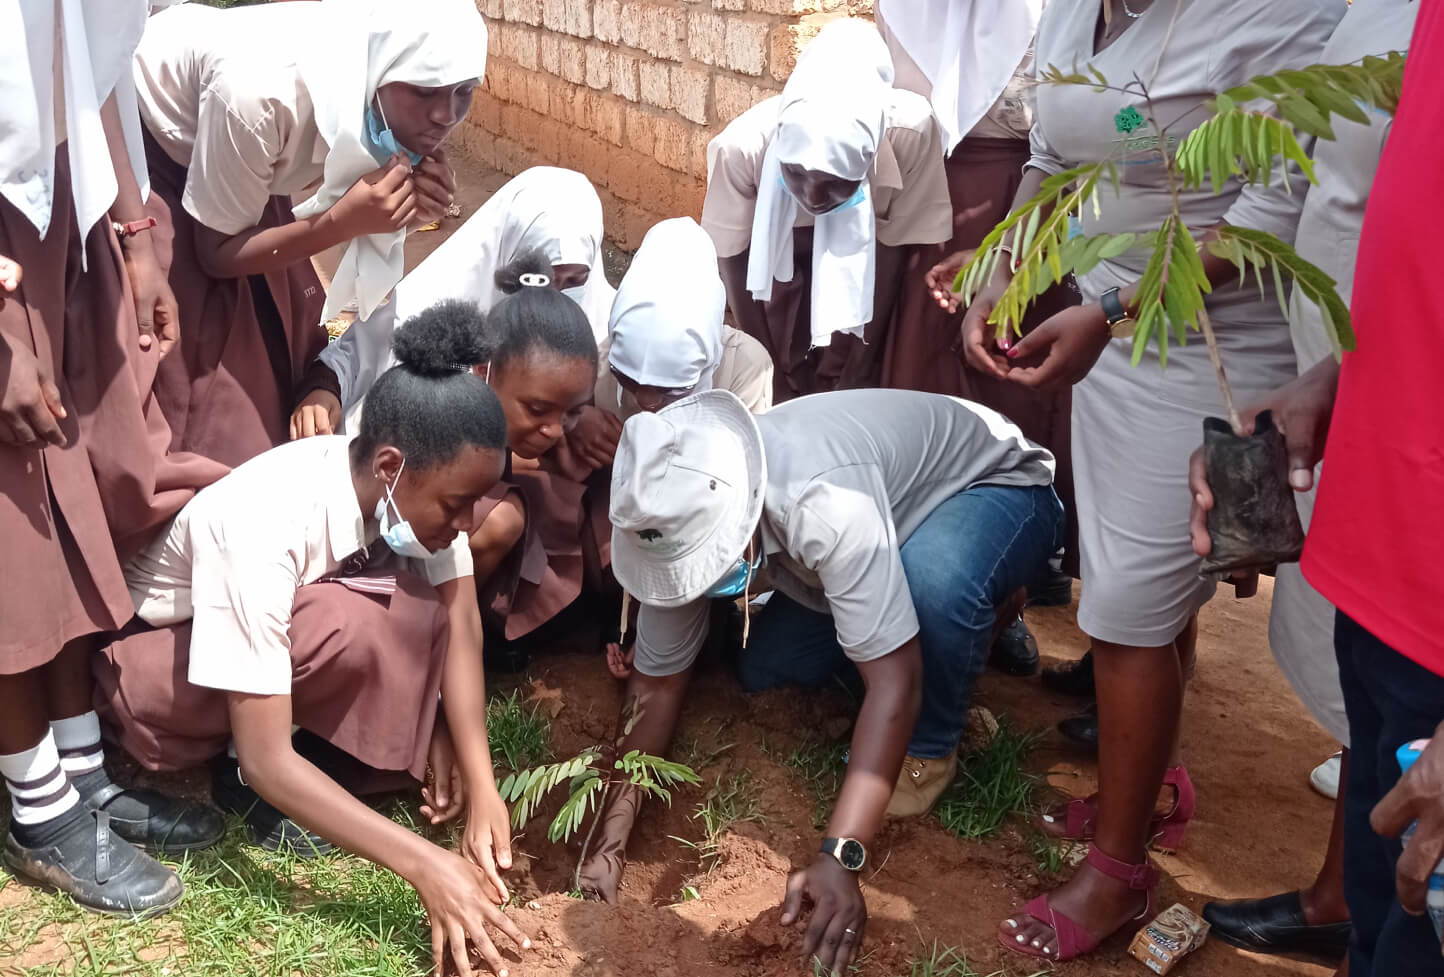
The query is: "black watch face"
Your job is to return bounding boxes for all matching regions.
[839,839,865,871]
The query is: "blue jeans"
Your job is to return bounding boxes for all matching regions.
[1336,611,1444,977]
[737,483,1064,758]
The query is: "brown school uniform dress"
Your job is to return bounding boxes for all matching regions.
[701,93,953,403]
[132,3,329,468]
[95,436,465,779]
[2,1,224,674]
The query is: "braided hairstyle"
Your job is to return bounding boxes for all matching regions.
[355,298,507,469]
[484,249,598,374]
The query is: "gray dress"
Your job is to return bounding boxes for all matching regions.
[1269,0,1418,746]
[1028,0,1343,646]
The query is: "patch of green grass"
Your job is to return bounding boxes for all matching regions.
[1027,830,1081,877]
[1,802,440,977]
[894,941,1045,977]
[675,724,736,772]
[775,737,849,830]
[671,770,767,877]
[485,690,552,772]
[934,721,1041,840]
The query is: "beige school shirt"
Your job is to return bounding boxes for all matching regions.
[632,390,1056,677]
[133,1,329,235]
[594,327,775,421]
[125,436,472,697]
[700,92,954,258]
[1289,0,1417,368]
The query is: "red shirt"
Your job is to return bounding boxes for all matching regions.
[1303,0,1444,673]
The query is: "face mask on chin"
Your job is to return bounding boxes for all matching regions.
[364,98,424,166]
[374,457,434,559]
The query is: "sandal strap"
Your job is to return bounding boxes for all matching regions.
[1065,795,1098,837]
[1086,846,1158,890]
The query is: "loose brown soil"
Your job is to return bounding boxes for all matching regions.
[485,574,1336,977]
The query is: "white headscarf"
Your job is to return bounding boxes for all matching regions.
[608,218,726,395]
[1,1,148,257]
[877,0,1043,153]
[320,166,616,431]
[293,0,488,323]
[744,20,893,348]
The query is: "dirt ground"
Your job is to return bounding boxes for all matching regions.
[7,154,1342,976]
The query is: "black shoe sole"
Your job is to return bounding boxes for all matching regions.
[1207,924,1350,961]
[212,765,335,859]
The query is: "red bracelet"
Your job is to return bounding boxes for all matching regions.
[111,216,158,239]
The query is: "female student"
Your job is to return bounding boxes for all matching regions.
[586,388,1062,976]
[1,0,224,918]
[701,20,951,402]
[131,0,487,466]
[294,166,616,437]
[96,306,530,977]
[465,256,609,668]
[595,217,773,421]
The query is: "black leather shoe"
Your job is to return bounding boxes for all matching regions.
[211,760,334,858]
[3,811,183,918]
[81,782,225,854]
[989,617,1040,676]
[1057,703,1099,751]
[1203,891,1351,960]
[1041,651,1096,698]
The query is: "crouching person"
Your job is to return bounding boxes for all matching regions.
[586,388,1061,973]
[94,304,529,975]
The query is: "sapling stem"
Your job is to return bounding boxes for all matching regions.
[573,778,612,893]
[1196,305,1243,435]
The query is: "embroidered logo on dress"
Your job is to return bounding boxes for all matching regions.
[1114,106,1146,134]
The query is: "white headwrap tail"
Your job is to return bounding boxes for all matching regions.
[745,20,893,347]
[608,218,726,392]
[0,1,148,259]
[877,0,1042,153]
[294,0,488,322]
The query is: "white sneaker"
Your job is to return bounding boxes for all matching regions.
[1310,751,1343,800]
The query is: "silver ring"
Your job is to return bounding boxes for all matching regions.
[843,928,857,937]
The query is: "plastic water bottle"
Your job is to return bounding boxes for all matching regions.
[1396,740,1444,941]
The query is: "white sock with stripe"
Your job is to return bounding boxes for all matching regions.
[50,711,104,777]
[1,731,80,826]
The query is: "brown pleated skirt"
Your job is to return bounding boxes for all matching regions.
[880,137,1078,569]
[0,150,223,674]
[93,573,449,781]
[475,467,612,641]
[143,131,329,469]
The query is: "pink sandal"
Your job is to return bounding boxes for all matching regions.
[1040,764,1195,854]
[999,846,1160,961]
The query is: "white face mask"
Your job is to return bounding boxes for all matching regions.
[373,457,433,559]
[560,285,587,305]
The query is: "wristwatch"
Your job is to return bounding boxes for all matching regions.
[1100,286,1135,339]
[820,837,867,872]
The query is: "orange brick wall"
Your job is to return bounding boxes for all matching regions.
[455,0,874,249]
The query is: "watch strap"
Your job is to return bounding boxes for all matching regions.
[1100,286,1128,326]
[111,216,158,239]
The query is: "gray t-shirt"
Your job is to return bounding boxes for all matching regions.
[632,390,1056,676]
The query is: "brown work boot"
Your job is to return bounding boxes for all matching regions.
[885,753,958,817]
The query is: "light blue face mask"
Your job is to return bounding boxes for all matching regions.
[777,173,866,214]
[704,547,762,600]
[559,284,588,306]
[373,458,434,559]
[364,99,424,166]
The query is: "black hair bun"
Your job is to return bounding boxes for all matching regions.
[493,249,556,295]
[391,299,488,377]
